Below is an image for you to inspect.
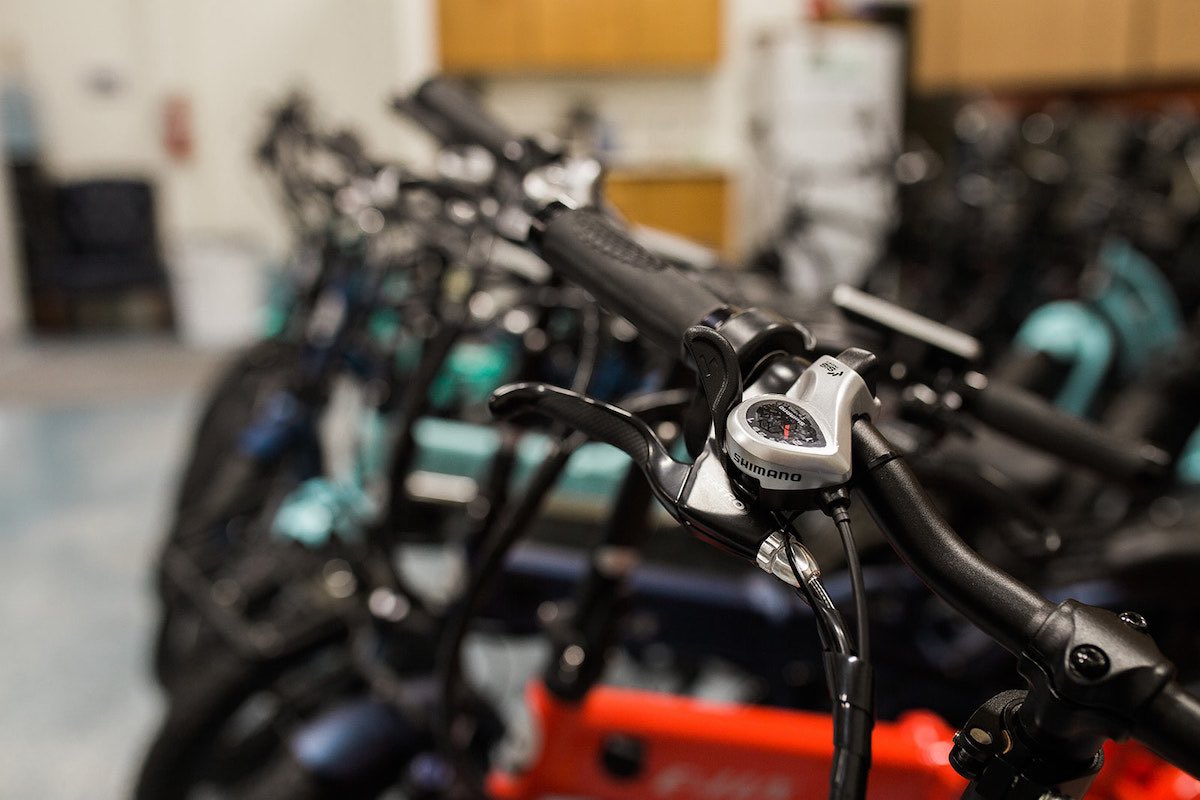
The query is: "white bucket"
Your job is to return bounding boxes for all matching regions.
[169,235,267,348]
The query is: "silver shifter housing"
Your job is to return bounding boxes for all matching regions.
[725,355,878,492]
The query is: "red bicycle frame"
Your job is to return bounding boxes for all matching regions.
[489,681,1200,800]
[490,681,964,800]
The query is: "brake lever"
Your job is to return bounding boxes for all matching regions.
[489,382,688,495]
[488,382,777,563]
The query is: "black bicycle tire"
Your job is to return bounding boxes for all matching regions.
[134,646,298,800]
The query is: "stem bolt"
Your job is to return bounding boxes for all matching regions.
[1069,645,1110,680]
[1119,611,1148,632]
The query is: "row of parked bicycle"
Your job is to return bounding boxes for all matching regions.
[135,78,1200,799]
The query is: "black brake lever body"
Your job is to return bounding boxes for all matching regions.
[488,382,774,562]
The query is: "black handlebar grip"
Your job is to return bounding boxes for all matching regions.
[1134,682,1200,778]
[535,207,731,356]
[959,376,1171,484]
[411,77,523,164]
[851,417,1054,654]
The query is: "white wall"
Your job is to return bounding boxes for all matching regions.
[0,0,160,177]
[142,0,438,253]
[0,0,439,252]
[0,0,442,337]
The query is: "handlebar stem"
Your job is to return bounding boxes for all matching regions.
[1017,600,1174,761]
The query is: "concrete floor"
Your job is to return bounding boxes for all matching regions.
[0,339,224,799]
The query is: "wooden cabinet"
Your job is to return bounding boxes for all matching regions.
[437,0,721,74]
[914,0,1138,90]
[913,0,1200,91]
[438,0,528,69]
[1140,0,1200,77]
[603,168,729,252]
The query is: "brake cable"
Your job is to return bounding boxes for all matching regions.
[780,501,873,800]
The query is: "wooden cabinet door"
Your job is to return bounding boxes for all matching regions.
[438,0,720,73]
[604,169,729,251]
[914,0,1139,90]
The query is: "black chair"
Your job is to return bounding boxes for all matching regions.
[33,179,174,331]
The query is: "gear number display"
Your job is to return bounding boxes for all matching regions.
[746,400,826,448]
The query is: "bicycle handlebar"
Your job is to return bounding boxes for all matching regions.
[407,77,528,166]
[1135,681,1200,777]
[851,416,1200,777]
[527,199,1060,658]
[526,197,1162,607]
[409,88,1200,775]
[850,417,1054,653]
[534,205,732,355]
[958,375,1172,484]
[832,283,983,366]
